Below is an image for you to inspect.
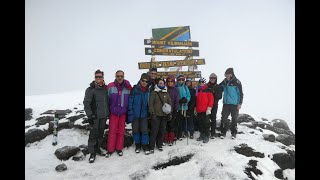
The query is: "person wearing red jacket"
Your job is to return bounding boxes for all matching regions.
[195,78,214,143]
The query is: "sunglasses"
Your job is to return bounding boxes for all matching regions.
[178,79,185,81]
[199,81,205,83]
[141,79,148,83]
[210,77,217,79]
[95,76,103,79]
[167,80,174,83]
[116,75,124,78]
[150,73,157,75]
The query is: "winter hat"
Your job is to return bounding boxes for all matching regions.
[149,68,157,72]
[225,68,234,75]
[186,78,192,82]
[157,78,165,84]
[209,73,217,78]
[198,77,206,83]
[140,73,149,81]
[166,75,175,82]
[176,74,185,81]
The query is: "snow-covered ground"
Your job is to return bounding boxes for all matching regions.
[25,91,295,180]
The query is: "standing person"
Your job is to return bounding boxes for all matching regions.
[164,75,180,146]
[106,70,132,157]
[175,74,191,140]
[206,73,223,139]
[185,78,196,139]
[149,78,171,153]
[195,78,214,143]
[219,68,244,139]
[83,69,109,163]
[127,73,151,155]
[147,68,159,92]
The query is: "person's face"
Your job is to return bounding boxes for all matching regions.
[149,71,157,80]
[186,81,192,87]
[199,81,205,86]
[140,78,148,87]
[210,76,217,83]
[178,78,185,84]
[158,80,165,86]
[166,79,175,87]
[225,73,232,80]
[115,71,124,84]
[95,73,104,84]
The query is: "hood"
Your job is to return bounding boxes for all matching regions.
[154,84,168,92]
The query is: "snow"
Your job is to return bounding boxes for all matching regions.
[25,91,295,180]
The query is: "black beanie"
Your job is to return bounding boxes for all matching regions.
[140,73,149,80]
[150,68,157,72]
[225,68,234,75]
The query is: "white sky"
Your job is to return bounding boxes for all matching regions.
[25,0,295,131]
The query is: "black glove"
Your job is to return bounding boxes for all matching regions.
[179,97,188,104]
[88,115,96,125]
[168,114,172,121]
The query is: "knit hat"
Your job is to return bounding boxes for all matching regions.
[166,75,175,82]
[176,74,185,81]
[199,77,206,83]
[149,68,157,72]
[157,78,165,84]
[225,68,234,75]
[140,73,149,80]
[209,73,217,78]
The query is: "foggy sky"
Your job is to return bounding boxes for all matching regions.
[25,0,295,131]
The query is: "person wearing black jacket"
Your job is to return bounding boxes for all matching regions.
[83,69,109,163]
[185,78,196,139]
[207,73,223,139]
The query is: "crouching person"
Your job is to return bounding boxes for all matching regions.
[149,78,172,153]
[128,73,151,155]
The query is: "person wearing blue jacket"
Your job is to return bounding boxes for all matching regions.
[175,74,191,140]
[128,73,151,155]
[219,68,244,139]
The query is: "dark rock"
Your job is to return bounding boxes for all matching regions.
[262,134,276,142]
[76,110,85,114]
[41,109,72,115]
[25,129,49,146]
[276,134,295,146]
[25,125,31,129]
[72,155,84,161]
[81,148,89,156]
[54,146,80,160]
[250,131,254,134]
[25,108,33,121]
[35,116,53,126]
[261,118,269,121]
[274,169,283,179]
[234,143,265,158]
[79,144,87,149]
[237,114,255,123]
[272,151,295,170]
[153,153,194,170]
[67,114,86,123]
[74,107,78,110]
[272,119,290,131]
[55,163,67,172]
[101,130,133,149]
[129,170,150,180]
[237,131,244,134]
[244,160,263,180]
[251,121,295,137]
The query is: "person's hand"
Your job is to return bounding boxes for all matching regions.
[179,97,188,104]
[88,115,96,125]
[206,107,212,115]
[168,114,172,121]
[237,104,241,110]
[194,109,197,116]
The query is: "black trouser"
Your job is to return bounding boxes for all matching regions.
[150,116,167,149]
[210,105,218,135]
[221,104,239,135]
[198,112,210,138]
[183,115,194,135]
[88,118,107,154]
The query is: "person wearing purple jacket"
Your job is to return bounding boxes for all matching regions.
[163,75,180,146]
[106,70,132,157]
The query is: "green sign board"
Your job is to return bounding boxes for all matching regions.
[138,59,205,69]
[145,48,199,56]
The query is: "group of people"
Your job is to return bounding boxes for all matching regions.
[83,67,243,163]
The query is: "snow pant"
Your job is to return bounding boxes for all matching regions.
[210,105,218,136]
[107,113,126,153]
[132,118,149,145]
[221,104,239,136]
[198,112,210,138]
[176,111,185,139]
[88,117,107,154]
[164,115,176,143]
[193,114,200,131]
[150,115,167,150]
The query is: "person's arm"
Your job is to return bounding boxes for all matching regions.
[236,79,244,109]
[83,88,94,118]
[149,91,155,115]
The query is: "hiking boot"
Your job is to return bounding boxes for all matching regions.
[116,150,123,156]
[210,135,215,139]
[89,153,96,163]
[150,149,154,154]
[168,142,173,146]
[190,133,194,139]
[135,143,141,153]
[162,142,166,146]
[157,146,163,151]
[231,134,237,139]
[203,136,209,143]
[105,152,113,158]
[197,133,204,141]
[96,148,106,156]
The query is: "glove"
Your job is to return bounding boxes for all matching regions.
[88,115,96,125]
[168,114,172,121]
[206,107,212,115]
[194,109,197,116]
[179,97,188,104]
